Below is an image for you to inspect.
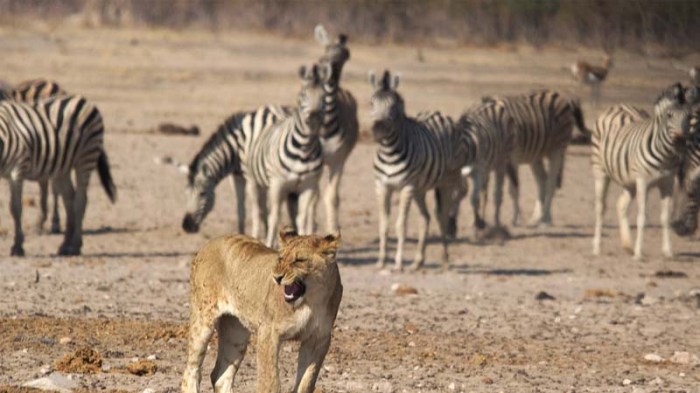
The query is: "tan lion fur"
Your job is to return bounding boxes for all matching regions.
[181,228,342,393]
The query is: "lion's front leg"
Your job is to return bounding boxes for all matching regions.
[293,333,332,393]
[255,327,281,393]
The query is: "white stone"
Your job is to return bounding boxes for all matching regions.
[669,351,699,365]
[22,373,79,393]
[146,354,157,360]
[142,388,156,393]
[643,353,664,362]
[622,379,632,386]
[448,382,456,390]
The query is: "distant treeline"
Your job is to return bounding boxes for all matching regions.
[2,0,699,53]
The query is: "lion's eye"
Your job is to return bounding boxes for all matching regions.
[294,258,307,264]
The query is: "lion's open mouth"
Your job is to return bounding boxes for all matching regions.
[284,280,306,303]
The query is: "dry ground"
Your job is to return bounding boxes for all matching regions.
[0,23,698,392]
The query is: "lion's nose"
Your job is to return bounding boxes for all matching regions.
[273,275,283,285]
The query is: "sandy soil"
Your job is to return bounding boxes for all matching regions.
[0,24,698,392]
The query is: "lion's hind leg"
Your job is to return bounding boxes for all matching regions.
[211,314,250,393]
[181,309,216,393]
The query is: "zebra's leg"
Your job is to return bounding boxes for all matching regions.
[53,174,76,256]
[592,171,610,256]
[409,191,430,271]
[9,177,25,256]
[265,182,284,248]
[480,173,489,221]
[50,186,61,234]
[324,162,344,233]
[375,183,392,269]
[61,170,91,256]
[541,149,565,225]
[616,187,635,255]
[247,181,264,240]
[493,168,506,228]
[470,170,487,236]
[633,178,649,261]
[436,183,455,268]
[507,164,521,226]
[210,315,249,393]
[659,177,674,259]
[35,179,49,235]
[296,185,318,235]
[528,159,547,226]
[230,175,246,234]
[394,187,414,272]
[307,185,320,235]
[286,193,299,233]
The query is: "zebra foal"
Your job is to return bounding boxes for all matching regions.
[247,63,331,247]
[370,70,469,271]
[592,84,690,259]
[0,95,116,256]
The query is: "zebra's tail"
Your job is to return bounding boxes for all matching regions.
[97,150,117,203]
[570,100,592,145]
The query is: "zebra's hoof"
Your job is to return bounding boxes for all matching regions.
[10,245,25,257]
[375,260,385,270]
[58,244,81,256]
[409,260,424,272]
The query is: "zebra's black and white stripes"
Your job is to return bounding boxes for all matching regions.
[247,64,331,247]
[592,83,690,259]
[0,95,116,256]
[482,91,589,226]
[672,109,700,236]
[1,78,68,234]
[370,70,469,271]
[314,25,359,233]
[181,105,289,234]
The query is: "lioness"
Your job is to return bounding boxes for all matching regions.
[181,228,342,393]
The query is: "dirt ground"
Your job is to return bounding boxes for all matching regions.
[0,23,699,392]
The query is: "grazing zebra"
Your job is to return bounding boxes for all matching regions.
[591,83,690,260]
[246,64,330,247]
[0,95,116,256]
[370,70,469,271]
[453,99,515,234]
[481,91,589,227]
[313,25,359,233]
[672,110,700,236]
[181,105,289,234]
[5,79,69,234]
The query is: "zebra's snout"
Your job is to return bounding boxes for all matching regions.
[182,214,200,233]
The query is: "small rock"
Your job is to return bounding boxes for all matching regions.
[448,382,456,390]
[371,380,393,393]
[142,389,156,393]
[648,376,663,386]
[622,379,632,386]
[345,381,365,390]
[643,353,664,363]
[39,364,52,375]
[638,294,658,306]
[535,291,555,301]
[391,283,418,296]
[59,337,72,345]
[323,364,336,373]
[669,351,699,365]
[146,354,157,361]
[22,373,79,393]
[407,341,416,348]
[482,376,494,384]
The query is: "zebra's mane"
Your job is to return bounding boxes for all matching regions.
[187,111,246,186]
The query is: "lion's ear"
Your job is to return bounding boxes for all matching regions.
[278,226,298,247]
[321,231,341,258]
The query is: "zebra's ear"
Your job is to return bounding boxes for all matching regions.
[380,70,391,90]
[391,73,400,90]
[315,24,330,46]
[368,70,376,87]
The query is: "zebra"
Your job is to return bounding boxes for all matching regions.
[672,109,700,236]
[0,95,116,256]
[246,63,330,247]
[0,78,68,234]
[451,99,515,235]
[313,25,359,233]
[181,105,289,234]
[370,70,470,271]
[591,83,691,260]
[480,91,589,227]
